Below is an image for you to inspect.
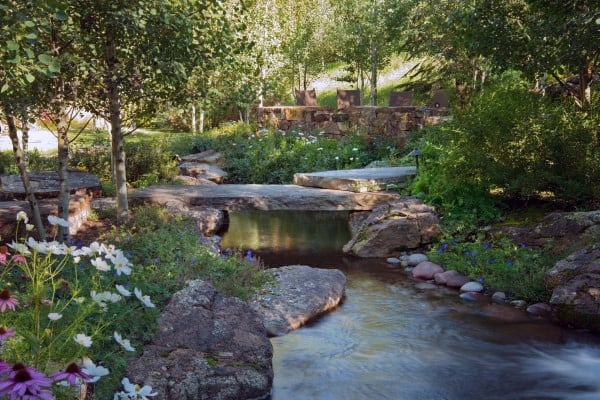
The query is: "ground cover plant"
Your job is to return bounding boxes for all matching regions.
[0,206,269,399]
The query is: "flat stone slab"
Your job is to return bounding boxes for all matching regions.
[131,184,399,211]
[293,167,416,192]
[0,171,102,200]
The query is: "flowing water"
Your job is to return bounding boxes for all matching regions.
[220,211,600,400]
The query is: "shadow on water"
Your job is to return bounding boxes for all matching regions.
[220,211,600,400]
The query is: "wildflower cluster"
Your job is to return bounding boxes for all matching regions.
[428,236,552,302]
[0,212,156,398]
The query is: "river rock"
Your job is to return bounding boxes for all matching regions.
[179,162,228,183]
[545,243,600,332]
[459,292,489,302]
[445,272,471,289]
[460,282,484,292]
[126,280,273,400]
[343,198,441,258]
[163,200,226,236]
[434,269,459,285]
[386,257,402,265]
[491,292,507,304]
[250,265,346,336]
[415,282,438,290]
[526,302,552,316]
[412,261,444,280]
[407,253,428,266]
[510,300,528,308]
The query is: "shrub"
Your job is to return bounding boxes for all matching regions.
[411,71,600,227]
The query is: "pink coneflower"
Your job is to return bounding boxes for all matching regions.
[0,289,19,312]
[52,362,91,386]
[11,254,26,264]
[0,326,15,342]
[0,363,54,400]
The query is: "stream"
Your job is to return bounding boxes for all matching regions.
[220,211,600,400]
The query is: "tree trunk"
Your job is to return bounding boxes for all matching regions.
[369,41,378,106]
[56,113,70,242]
[191,103,196,134]
[106,24,129,223]
[199,110,204,133]
[579,60,592,110]
[4,110,46,240]
[20,116,30,163]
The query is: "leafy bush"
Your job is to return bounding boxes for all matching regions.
[411,71,600,227]
[191,122,401,184]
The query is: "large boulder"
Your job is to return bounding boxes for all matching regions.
[126,280,273,400]
[179,162,228,183]
[342,198,441,258]
[163,199,227,236]
[545,243,600,332]
[250,265,346,336]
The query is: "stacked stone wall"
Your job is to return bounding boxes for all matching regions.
[256,106,450,139]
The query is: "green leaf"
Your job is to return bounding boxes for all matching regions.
[38,54,52,64]
[54,10,68,21]
[25,73,35,83]
[24,20,36,28]
[6,40,19,51]
[48,59,61,72]
[1,84,8,93]
[24,33,38,40]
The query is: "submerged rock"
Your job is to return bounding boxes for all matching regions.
[126,280,273,400]
[250,265,347,336]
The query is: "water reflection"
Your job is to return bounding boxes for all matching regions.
[221,211,600,400]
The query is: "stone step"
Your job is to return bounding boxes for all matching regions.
[293,167,416,192]
[131,184,399,211]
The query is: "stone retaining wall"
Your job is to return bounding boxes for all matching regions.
[257,106,451,138]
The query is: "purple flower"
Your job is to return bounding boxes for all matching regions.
[52,362,91,386]
[520,243,527,249]
[0,363,54,400]
[478,277,485,283]
[483,243,490,250]
[0,326,15,342]
[506,260,514,267]
[0,289,19,313]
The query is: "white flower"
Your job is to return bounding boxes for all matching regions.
[48,215,70,227]
[115,378,157,399]
[114,331,136,352]
[74,333,92,347]
[25,224,34,231]
[115,285,132,297]
[134,288,155,308]
[27,237,48,253]
[359,186,369,193]
[48,312,63,321]
[109,253,132,276]
[82,357,110,383]
[81,241,104,256]
[16,211,29,223]
[91,257,111,272]
[352,147,358,151]
[7,241,31,255]
[91,291,122,308]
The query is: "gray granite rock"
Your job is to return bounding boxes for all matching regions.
[250,265,346,336]
[126,280,273,400]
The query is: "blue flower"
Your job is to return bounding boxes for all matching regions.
[438,247,445,253]
[477,277,485,283]
[471,251,478,257]
[506,260,514,267]
[520,243,527,249]
[488,258,495,264]
[483,243,491,250]
[153,258,159,264]
[442,243,449,250]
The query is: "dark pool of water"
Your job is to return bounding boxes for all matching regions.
[220,211,600,400]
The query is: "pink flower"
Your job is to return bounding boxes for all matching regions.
[11,254,26,265]
[0,246,8,266]
[0,289,19,312]
[52,362,91,386]
[0,326,15,342]
[0,363,54,400]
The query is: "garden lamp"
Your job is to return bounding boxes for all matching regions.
[407,148,423,172]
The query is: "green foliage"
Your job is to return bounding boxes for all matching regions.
[428,235,553,302]
[191,122,394,184]
[411,72,600,227]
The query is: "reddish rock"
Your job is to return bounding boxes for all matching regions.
[412,261,444,280]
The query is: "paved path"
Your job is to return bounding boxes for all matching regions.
[131,184,399,211]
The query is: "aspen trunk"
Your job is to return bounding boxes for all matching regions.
[4,110,46,240]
